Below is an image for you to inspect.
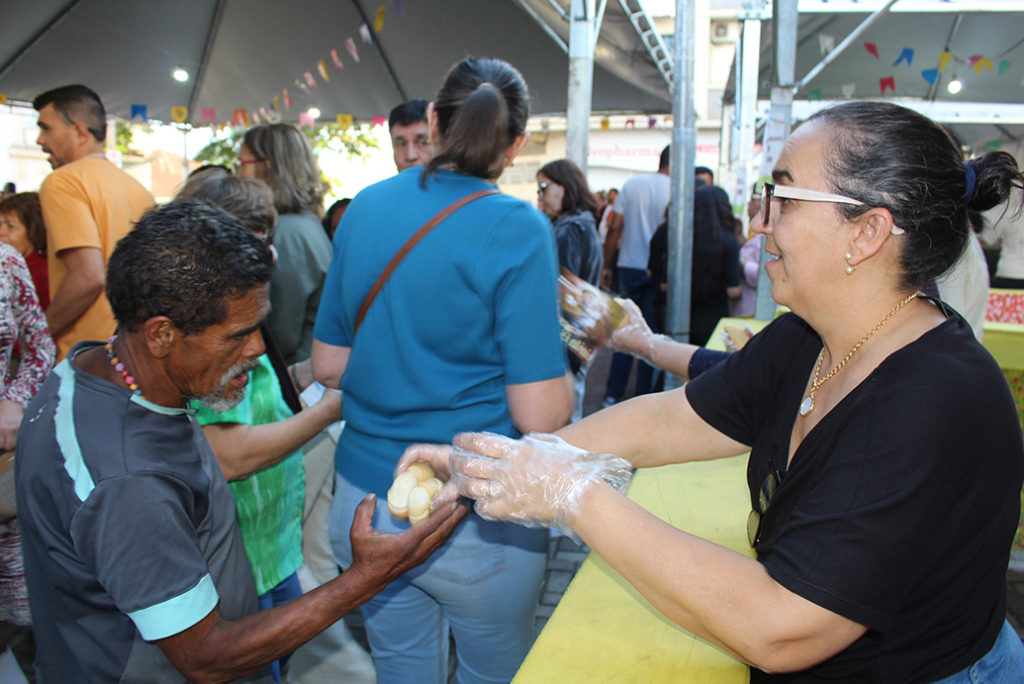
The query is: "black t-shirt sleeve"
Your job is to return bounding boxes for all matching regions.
[685,314,812,446]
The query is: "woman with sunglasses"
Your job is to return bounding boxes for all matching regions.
[537,159,603,421]
[426,101,1024,681]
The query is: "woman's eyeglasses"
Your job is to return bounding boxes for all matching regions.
[747,467,781,547]
[760,182,905,235]
[537,182,549,196]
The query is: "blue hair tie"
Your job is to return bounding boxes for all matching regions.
[964,164,977,203]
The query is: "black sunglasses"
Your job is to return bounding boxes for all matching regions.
[747,465,782,547]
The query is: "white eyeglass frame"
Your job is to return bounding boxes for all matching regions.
[762,182,905,235]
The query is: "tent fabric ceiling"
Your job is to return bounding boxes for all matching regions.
[0,0,672,124]
[766,10,1024,104]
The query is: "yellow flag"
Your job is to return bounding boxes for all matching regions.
[317,59,330,83]
[938,51,952,72]
[0,93,7,104]
[375,5,385,32]
[600,117,610,132]
[273,95,280,111]
[337,113,353,129]
[974,57,993,75]
[171,106,188,123]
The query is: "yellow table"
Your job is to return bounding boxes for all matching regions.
[513,458,753,683]
[515,318,767,683]
[982,321,1024,371]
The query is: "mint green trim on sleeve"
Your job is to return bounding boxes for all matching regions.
[54,360,96,502]
[128,572,219,641]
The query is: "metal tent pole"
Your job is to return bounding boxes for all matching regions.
[567,0,596,172]
[664,0,696,390]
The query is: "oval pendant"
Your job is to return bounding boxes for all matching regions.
[799,395,814,417]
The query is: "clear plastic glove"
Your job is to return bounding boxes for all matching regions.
[450,431,632,542]
[606,298,667,363]
[394,443,460,508]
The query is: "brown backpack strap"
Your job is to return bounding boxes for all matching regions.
[354,188,499,335]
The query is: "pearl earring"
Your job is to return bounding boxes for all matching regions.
[844,252,856,275]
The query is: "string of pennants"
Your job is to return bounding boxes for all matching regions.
[807,33,1023,99]
[117,2,407,130]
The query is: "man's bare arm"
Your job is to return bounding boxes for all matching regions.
[46,247,105,338]
[158,494,468,682]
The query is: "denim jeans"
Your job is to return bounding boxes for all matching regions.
[257,571,304,683]
[329,474,548,684]
[932,620,1024,683]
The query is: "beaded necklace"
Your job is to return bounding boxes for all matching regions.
[105,335,142,397]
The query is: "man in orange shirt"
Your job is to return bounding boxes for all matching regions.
[35,85,154,359]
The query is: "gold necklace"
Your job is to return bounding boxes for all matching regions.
[799,292,918,417]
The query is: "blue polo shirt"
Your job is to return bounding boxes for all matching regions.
[314,168,567,495]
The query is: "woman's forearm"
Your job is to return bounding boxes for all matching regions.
[567,481,867,673]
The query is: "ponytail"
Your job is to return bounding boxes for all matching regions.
[426,83,509,180]
[422,57,530,185]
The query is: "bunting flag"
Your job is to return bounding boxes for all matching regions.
[265,109,282,124]
[273,95,280,111]
[396,0,404,17]
[973,57,994,75]
[921,68,938,85]
[999,59,1012,75]
[841,83,856,98]
[201,107,216,124]
[304,72,316,89]
[251,111,260,125]
[130,104,147,122]
[864,42,879,59]
[375,5,385,33]
[283,89,293,108]
[298,111,315,128]
[371,115,387,127]
[337,113,353,129]
[647,116,656,129]
[259,106,271,121]
[808,89,822,101]
[317,59,330,83]
[892,47,914,67]
[600,117,610,131]
[294,78,308,94]
[818,34,834,55]
[346,37,360,62]
[662,115,672,126]
[967,54,982,67]
[986,140,1002,152]
[232,109,249,127]
[939,51,952,72]
[359,24,372,44]
[0,94,6,104]
[171,106,188,123]
[879,76,896,94]
[331,48,344,70]
[625,118,635,129]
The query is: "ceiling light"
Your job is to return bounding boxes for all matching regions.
[172,67,189,83]
[947,77,962,95]
[308,107,321,119]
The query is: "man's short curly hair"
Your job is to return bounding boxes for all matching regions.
[106,200,273,335]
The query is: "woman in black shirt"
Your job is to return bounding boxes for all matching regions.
[436,102,1024,681]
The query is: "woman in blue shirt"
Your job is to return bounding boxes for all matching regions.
[312,57,572,683]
